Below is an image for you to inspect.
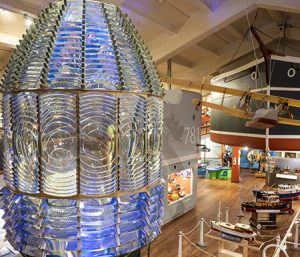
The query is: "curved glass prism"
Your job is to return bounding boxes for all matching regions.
[1,1,164,256]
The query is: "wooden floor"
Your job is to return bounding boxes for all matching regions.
[141,170,300,257]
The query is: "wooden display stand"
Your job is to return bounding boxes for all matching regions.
[249,212,277,230]
[205,230,261,257]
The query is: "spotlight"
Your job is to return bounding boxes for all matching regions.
[0,8,9,15]
[24,14,32,27]
[243,146,249,151]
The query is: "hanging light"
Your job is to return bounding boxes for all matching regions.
[23,13,32,27]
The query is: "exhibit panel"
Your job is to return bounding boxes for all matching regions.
[162,91,201,223]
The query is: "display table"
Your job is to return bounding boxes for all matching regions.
[197,164,207,176]
[266,172,300,186]
[207,167,220,180]
[207,167,232,180]
[219,167,232,180]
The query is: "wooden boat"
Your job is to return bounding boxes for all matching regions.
[242,194,292,213]
[210,221,256,242]
[253,184,300,200]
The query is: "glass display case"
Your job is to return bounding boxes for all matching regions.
[167,169,192,204]
[266,157,300,186]
[163,160,197,224]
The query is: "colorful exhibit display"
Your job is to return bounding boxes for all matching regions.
[167,169,192,204]
[0,0,164,256]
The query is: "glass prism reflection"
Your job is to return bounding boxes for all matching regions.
[1,0,164,256]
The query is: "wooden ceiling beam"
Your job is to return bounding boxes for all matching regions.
[176,22,280,79]
[186,0,212,13]
[255,0,300,14]
[121,7,177,35]
[172,56,194,69]
[0,0,41,16]
[286,27,300,42]
[226,25,246,40]
[266,9,284,26]
[148,0,256,63]
[195,43,219,57]
[0,33,19,48]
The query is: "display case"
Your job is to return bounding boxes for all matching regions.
[163,160,197,224]
[167,168,192,204]
[266,157,300,186]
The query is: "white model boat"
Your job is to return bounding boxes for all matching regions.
[211,221,257,241]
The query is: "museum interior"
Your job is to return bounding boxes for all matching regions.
[1,0,300,257]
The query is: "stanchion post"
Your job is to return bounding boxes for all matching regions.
[226,207,229,223]
[178,231,183,257]
[237,194,244,218]
[294,220,300,250]
[196,218,206,248]
[276,235,281,246]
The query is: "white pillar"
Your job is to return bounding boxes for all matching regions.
[178,230,183,257]
[226,207,229,223]
[238,194,244,218]
[294,220,299,250]
[276,235,281,246]
[197,218,206,247]
[217,201,221,221]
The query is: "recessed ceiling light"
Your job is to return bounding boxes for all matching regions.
[0,8,9,15]
[24,14,33,27]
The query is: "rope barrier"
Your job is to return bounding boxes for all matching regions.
[203,219,211,228]
[259,236,279,250]
[178,211,296,257]
[183,218,202,235]
[182,234,216,257]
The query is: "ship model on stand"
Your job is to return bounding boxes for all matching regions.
[253,184,300,201]
[243,187,295,229]
[210,221,257,242]
[242,194,293,214]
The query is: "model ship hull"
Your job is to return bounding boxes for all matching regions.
[242,201,290,213]
[211,221,256,241]
[253,190,300,200]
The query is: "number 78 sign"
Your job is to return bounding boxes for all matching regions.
[184,127,201,144]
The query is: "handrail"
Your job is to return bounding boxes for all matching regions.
[262,244,289,257]
[272,208,300,257]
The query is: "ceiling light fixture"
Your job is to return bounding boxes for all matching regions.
[24,13,33,27]
[0,8,9,15]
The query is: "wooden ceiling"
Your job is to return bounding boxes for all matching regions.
[1,0,300,87]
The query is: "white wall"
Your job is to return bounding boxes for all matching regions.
[201,134,222,166]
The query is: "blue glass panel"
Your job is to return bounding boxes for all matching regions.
[48,0,83,89]
[19,2,63,89]
[104,5,147,92]
[85,2,119,90]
